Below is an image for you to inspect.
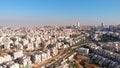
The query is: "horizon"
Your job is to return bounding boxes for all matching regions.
[0,0,120,26]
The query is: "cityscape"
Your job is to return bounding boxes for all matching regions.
[0,0,120,68]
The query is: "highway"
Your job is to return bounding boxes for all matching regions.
[46,44,85,68]
[33,41,85,68]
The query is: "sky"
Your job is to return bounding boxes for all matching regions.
[0,0,120,26]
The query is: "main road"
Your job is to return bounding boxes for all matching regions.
[33,42,86,68]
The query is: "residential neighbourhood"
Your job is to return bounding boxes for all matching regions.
[0,26,88,68]
[1,0,120,68]
[0,24,120,68]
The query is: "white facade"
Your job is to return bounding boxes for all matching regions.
[0,55,12,64]
[12,50,23,59]
[8,63,19,68]
[78,48,89,55]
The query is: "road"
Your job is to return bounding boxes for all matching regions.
[74,59,84,68]
[46,44,85,68]
[33,43,85,68]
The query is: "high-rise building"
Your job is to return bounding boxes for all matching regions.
[77,21,80,27]
[101,22,104,27]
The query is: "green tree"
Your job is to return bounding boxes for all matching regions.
[10,37,17,42]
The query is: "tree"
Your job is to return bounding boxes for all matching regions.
[20,35,27,39]
[10,37,17,42]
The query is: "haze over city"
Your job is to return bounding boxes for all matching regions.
[1,0,120,68]
[0,0,120,26]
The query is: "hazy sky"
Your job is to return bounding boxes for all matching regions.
[0,0,120,26]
